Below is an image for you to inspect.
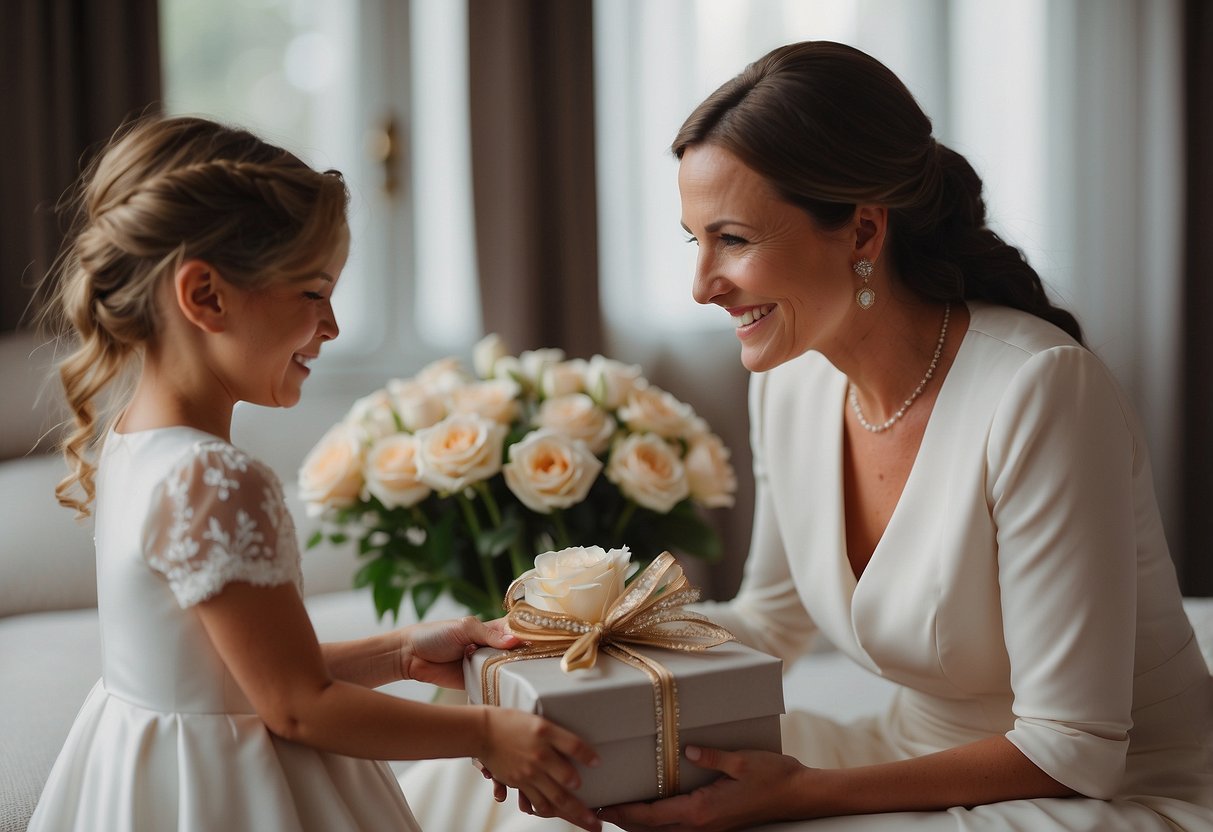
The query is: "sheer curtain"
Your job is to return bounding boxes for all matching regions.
[594,0,1188,593]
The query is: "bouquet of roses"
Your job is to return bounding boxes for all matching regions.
[298,335,737,621]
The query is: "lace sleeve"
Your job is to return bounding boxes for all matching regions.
[143,440,303,608]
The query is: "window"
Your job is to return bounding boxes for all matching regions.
[160,0,479,376]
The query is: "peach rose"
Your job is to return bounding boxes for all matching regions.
[533,393,617,455]
[605,432,689,513]
[386,378,446,432]
[540,358,588,399]
[585,355,644,410]
[617,385,696,439]
[414,413,507,493]
[363,434,432,509]
[503,429,603,513]
[415,356,471,394]
[343,388,398,442]
[445,378,521,425]
[298,422,365,515]
[684,433,737,509]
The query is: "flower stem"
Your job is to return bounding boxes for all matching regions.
[457,493,501,601]
[551,510,572,550]
[476,482,503,527]
[611,501,637,543]
[509,541,530,579]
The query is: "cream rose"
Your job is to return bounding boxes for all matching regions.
[585,355,644,410]
[503,429,603,514]
[606,433,689,513]
[617,385,697,439]
[518,545,638,623]
[533,393,617,455]
[684,433,737,508]
[414,413,507,493]
[362,434,432,509]
[473,333,509,379]
[415,356,471,394]
[298,422,366,515]
[518,348,565,386]
[343,388,398,442]
[386,378,446,432]
[540,358,588,399]
[445,378,521,425]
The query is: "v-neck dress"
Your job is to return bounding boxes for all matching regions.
[27,427,420,832]
[693,301,1213,830]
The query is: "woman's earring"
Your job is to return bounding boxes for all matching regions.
[853,259,876,310]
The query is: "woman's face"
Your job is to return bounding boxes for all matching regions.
[678,144,856,373]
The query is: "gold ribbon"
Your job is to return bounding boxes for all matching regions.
[479,552,733,798]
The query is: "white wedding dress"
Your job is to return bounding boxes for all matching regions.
[28,427,420,832]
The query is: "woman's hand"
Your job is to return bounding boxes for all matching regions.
[398,615,519,688]
[478,706,603,831]
[598,745,810,832]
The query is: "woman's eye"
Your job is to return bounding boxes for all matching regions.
[303,291,327,301]
[720,234,747,247]
[684,235,698,245]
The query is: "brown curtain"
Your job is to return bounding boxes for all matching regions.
[0,0,161,333]
[1182,0,1213,596]
[466,0,603,358]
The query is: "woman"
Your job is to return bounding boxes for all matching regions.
[402,41,1212,831]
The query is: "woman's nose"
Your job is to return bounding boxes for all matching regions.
[691,253,728,305]
[318,303,339,341]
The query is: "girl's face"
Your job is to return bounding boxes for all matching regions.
[222,227,348,408]
[678,144,856,373]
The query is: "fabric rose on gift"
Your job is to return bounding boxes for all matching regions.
[684,433,737,509]
[606,433,690,513]
[299,422,365,516]
[504,430,603,513]
[517,545,639,624]
[363,434,431,509]
[617,385,696,439]
[534,393,617,455]
[414,413,507,493]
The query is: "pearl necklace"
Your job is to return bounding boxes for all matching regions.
[849,304,951,433]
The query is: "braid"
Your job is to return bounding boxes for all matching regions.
[41,115,349,517]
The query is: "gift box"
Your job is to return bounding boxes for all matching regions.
[464,640,784,808]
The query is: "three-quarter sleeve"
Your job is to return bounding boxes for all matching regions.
[143,441,302,608]
[694,371,819,662]
[988,345,1137,798]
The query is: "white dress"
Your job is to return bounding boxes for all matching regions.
[400,302,1213,831]
[27,427,420,832]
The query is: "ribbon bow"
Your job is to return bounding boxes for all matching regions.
[502,552,734,672]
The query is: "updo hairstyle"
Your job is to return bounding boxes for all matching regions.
[45,115,349,516]
[672,41,1082,343]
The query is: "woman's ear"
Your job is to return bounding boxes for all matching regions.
[174,260,228,333]
[854,204,889,262]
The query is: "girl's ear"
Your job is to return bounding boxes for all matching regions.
[174,260,228,333]
[853,204,889,262]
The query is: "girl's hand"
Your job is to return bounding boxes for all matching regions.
[399,616,520,688]
[598,745,809,832]
[479,707,603,831]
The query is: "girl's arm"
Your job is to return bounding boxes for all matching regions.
[196,581,602,830]
[320,616,513,690]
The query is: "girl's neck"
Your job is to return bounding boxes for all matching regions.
[118,352,234,441]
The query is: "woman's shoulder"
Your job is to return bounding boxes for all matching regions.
[965,301,1083,357]
[107,427,277,490]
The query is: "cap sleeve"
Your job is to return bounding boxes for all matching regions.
[143,440,302,608]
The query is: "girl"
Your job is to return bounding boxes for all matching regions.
[29,115,602,832]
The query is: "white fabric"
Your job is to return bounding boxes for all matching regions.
[26,427,419,832]
[400,304,1213,831]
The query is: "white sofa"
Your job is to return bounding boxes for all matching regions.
[2,330,1210,832]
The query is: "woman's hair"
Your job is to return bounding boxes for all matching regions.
[44,115,349,517]
[672,41,1082,343]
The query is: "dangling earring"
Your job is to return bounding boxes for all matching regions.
[853,259,876,309]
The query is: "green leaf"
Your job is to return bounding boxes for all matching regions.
[644,502,723,562]
[474,514,523,558]
[305,530,324,549]
[411,580,445,620]
[353,557,391,589]
[328,532,349,545]
[372,578,405,623]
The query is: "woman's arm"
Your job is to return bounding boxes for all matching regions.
[602,737,1074,830]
